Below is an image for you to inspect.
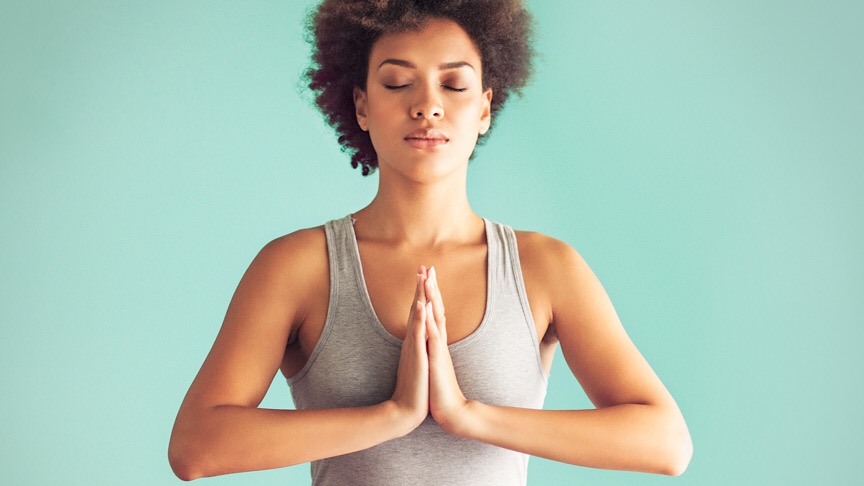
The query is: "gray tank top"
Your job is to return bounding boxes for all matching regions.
[287,215,548,485]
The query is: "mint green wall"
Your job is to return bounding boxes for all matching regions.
[1,1,861,484]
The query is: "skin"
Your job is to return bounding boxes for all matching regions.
[168,18,693,481]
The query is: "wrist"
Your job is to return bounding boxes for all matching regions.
[439,399,481,438]
[381,399,425,438]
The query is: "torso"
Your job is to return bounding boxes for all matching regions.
[279,224,558,380]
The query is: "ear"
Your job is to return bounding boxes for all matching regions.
[353,87,369,132]
[479,88,493,135]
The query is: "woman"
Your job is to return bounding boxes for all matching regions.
[169,1,692,483]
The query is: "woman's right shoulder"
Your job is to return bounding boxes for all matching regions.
[240,225,329,300]
[263,225,326,256]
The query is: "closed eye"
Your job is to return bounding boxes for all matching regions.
[384,84,410,90]
[444,86,468,92]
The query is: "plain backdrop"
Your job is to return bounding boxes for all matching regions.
[1,1,861,484]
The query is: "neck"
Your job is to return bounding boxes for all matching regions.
[352,168,482,248]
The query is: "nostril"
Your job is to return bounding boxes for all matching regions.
[412,107,443,119]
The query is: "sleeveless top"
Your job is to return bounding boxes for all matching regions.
[287,215,548,485]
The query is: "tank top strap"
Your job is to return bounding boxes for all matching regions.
[482,217,502,291]
[483,220,546,380]
[287,215,375,384]
[323,214,356,282]
[322,214,367,306]
[484,218,508,291]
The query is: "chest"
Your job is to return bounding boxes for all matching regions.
[358,241,488,344]
[284,225,557,380]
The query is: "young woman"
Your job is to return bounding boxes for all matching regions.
[169,1,692,483]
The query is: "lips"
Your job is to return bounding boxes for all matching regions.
[404,128,449,150]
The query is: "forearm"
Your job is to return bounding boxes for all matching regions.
[455,401,692,476]
[169,401,409,480]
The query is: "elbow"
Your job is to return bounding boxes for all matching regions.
[658,417,693,476]
[660,443,692,476]
[168,433,208,481]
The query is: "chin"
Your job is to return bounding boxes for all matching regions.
[384,158,468,184]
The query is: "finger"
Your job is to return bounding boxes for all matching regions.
[425,300,435,327]
[420,319,427,346]
[426,300,450,353]
[408,275,427,330]
[413,298,425,323]
[416,266,428,304]
[414,300,427,345]
[425,301,440,348]
[406,300,427,359]
[426,267,447,335]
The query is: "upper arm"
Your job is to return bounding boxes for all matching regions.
[178,227,327,412]
[523,233,674,409]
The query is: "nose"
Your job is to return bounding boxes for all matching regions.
[410,85,444,120]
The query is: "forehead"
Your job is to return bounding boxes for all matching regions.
[369,18,482,68]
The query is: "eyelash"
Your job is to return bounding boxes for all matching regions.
[384,84,467,92]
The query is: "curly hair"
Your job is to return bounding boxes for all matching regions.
[305,0,535,175]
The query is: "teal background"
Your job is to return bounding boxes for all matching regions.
[1,1,861,484]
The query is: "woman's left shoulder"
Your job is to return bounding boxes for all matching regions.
[512,229,587,275]
[508,229,600,322]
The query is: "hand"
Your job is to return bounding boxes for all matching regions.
[424,266,471,434]
[388,267,431,435]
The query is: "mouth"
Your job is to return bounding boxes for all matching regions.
[404,129,449,150]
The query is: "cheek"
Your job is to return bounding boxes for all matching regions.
[368,102,403,128]
[366,102,384,121]
[452,102,485,127]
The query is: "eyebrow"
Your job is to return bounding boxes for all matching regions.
[377,59,475,72]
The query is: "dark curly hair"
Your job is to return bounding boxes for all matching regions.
[305,0,535,175]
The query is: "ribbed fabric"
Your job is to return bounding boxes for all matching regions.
[287,215,548,485]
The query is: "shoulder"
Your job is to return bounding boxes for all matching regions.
[259,225,327,266]
[508,229,589,328]
[239,226,329,315]
[512,229,600,316]
[513,229,587,277]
